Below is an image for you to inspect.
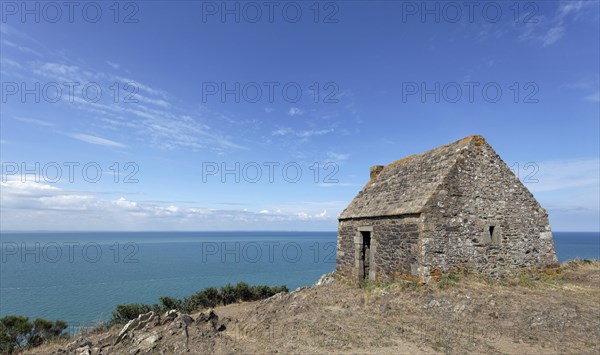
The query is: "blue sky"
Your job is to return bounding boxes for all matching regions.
[0,0,598,231]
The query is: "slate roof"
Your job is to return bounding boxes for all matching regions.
[338,135,487,220]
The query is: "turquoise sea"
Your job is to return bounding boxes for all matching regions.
[0,231,598,329]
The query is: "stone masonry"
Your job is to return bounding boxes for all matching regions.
[336,135,558,283]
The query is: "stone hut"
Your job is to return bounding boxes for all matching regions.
[336,135,558,282]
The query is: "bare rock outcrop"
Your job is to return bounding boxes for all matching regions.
[52,309,227,354]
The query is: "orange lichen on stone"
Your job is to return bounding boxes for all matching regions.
[471,135,486,154]
[458,134,485,144]
[399,273,423,284]
[456,134,487,154]
[430,269,443,282]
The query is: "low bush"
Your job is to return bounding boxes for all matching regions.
[182,287,221,313]
[0,315,67,353]
[111,282,288,324]
[111,303,155,324]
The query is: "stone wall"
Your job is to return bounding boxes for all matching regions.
[336,215,422,282]
[418,138,558,280]
[336,136,558,283]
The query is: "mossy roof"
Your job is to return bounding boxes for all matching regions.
[338,135,487,220]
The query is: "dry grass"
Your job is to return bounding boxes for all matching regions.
[28,260,600,354]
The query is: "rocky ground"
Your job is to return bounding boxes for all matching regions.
[29,260,599,354]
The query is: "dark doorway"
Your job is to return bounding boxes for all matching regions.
[361,231,371,280]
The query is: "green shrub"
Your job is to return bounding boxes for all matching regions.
[203,287,221,307]
[220,283,238,305]
[0,315,32,353]
[111,304,153,324]
[255,285,286,298]
[27,318,67,347]
[185,287,221,312]
[110,282,289,323]
[0,315,67,353]
[235,282,254,301]
[159,296,182,311]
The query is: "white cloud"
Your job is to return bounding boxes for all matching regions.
[68,133,127,148]
[1,179,59,195]
[288,107,303,116]
[264,108,275,113]
[0,181,337,231]
[114,197,137,209]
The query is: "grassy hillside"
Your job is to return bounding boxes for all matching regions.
[27,260,600,354]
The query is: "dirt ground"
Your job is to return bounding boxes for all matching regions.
[28,260,600,354]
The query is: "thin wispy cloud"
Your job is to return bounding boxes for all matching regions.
[272,127,293,136]
[297,129,333,138]
[0,24,45,48]
[13,116,54,127]
[2,39,248,153]
[68,133,127,148]
[327,152,349,161]
[529,158,600,193]
[114,76,170,100]
[541,25,565,46]
[519,0,598,47]
[0,38,41,56]
[0,57,23,69]
[105,61,121,70]
[563,80,596,89]
[272,127,334,138]
[135,94,171,108]
[1,6,596,232]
